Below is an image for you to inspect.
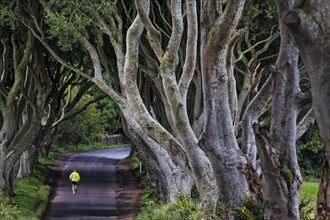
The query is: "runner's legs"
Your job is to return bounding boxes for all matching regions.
[71,181,78,194]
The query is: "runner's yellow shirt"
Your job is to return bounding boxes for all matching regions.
[69,171,80,182]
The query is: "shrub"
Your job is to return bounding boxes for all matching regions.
[135,194,201,220]
[233,194,316,220]
[234,195,264,220]
[0,196,21,220]
[54,92,108,145]
[299,198,315,220]
[297,126,324,178]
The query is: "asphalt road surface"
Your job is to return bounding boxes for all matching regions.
[42,147,142,220]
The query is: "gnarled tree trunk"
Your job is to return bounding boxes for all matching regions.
[199,1,249,217]
[278,1,330,218]
[254,12,302,217]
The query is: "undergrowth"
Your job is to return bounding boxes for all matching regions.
[134,193,201,220]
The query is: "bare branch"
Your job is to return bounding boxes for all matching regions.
[135,0,164,60]
[296,108,315,140]
[178,0,198,102]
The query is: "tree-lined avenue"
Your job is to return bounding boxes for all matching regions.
[42,147,142,220]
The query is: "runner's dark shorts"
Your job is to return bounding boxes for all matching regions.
[71,181,78,186]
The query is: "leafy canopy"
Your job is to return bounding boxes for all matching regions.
[43,0,115,51]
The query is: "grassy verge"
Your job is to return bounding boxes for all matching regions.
[131,173,320,220]
[128,154,158,206]
[0,157,54,220]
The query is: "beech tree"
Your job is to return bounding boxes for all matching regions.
[0,1,106,195]
[198,1,251,214]
[5,0,321,218]
[276,0,330,218]
[254,15,302,219]
[0,30,52,196]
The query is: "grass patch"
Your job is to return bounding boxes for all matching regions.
[13,177,50,220]
[300,181,319,203]
[0,157,54,220]
[10,157,55,219]
[0,195,21,220]
[134,194,202,220]
[300,181,319,220]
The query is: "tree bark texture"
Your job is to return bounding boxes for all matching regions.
[16,0,321,218]
[280,1,330,218]
[199,0,249,216]
[241,75,273,168]
[255,18,302,218]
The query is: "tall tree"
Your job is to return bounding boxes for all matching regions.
[18,0,319,218]
[0,30,52,195]
[276,0,330,218]
[254,15,302,219]
[199,0,249,215]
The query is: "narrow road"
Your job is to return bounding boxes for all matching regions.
[42,147,142,220]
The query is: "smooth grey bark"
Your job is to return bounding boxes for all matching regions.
[31,0,195,204]
[232,29,279,131]
[122,116,194,202]
[241,75,273,168]
[133,0,219,213]
[200,47,248,215]
[227,28,247,126]
[16,145,37,179]
[255,15,302,218]
[126,3,218,211]
[83,9,195,203]
[278,1,330,218]
[296,108,315,141]
[199,0,249,216]
[25,1,317,218]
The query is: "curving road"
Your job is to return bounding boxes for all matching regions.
[42,147,142,220]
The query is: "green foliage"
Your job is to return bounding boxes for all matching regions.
[300,181,319,204]
[86,86,122,134]
[38,157,56,167]
[13,177,50,219]
[54,85,122,146]
[242,0,277,30]
[126,154,141,170]
[55,93,108,145]
[136,169,157,206]
[43,0,115,50]
[173,193,200,219]
[0,4,18,35]
[135,194,201,220]
[231,185,318,220]
[297,126,324,178]
[234,195,264,220]
[45,11,90,51]
[299,198,315,220]
[0,158,51,220]
[97,98,122,134]
[283,167,294,186]
[0,196,21,220]
[48,142,111,160]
